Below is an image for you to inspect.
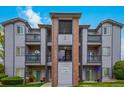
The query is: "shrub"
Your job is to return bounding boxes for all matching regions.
[0,64,4,73]
[29,75,35,82]
[0,73,8,80]
[114,60,124,80]
[1,76,23,85]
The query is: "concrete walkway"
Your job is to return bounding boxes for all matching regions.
[41,82,72,87]
[41,82,52,87]
[57,84,72,87]
[28,81,41,84]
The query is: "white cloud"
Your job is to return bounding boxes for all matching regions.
[43,16,51,24]
[17,6,42,28]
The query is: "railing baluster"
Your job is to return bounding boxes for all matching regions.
[26,54,40,63]
[26,34,40,42]
[88,35,101,42]
[88,55,101,63]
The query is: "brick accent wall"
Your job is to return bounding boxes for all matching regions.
[51,17,58,87]
[72,18,79,86]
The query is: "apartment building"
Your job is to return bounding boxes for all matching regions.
[1,12,123,86]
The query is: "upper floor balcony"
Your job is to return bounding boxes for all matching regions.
[58,46,72,62]
[47,36,51,42]
[25,54,40,63]
[87,45,102,64]
[25,44,40,64]
[58,34,72,45]
[87,55,102,63]
[47,34,73,46]
[26,34,41,42]
[26,28,41,34]
[88,35,101,43]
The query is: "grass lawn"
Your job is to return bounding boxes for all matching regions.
[0,82,44,87]
[78,82,124,87]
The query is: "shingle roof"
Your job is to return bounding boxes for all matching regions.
[96,19,124,30]
[1,17,31,29]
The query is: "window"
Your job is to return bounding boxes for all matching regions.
[102,26,111,35]
[103,68,109,77]
[103,28,107,34]
[102,47,110,56]
[16,47,25,56]
[59,20,72,34]
[16,68,24,78]
[17,25,25,35]
[48,47,51,62]
[58,46,72,61]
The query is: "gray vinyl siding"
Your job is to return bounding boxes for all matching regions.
[40,28,46,65]
[14,22,25,76]
[4,24,14,76]
[82,68,86,80]
[112,25,121,65]
[82,28,88,65]
[101,23,112,81]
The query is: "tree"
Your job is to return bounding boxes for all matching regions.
[114,60,124,80]
[0,25,4,60]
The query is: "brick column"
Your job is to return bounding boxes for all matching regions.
[72,18,79,86]
[51,17,58,87]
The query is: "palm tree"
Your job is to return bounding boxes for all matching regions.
[0,25,4,60]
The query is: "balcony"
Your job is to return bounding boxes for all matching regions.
[25,54,40,63]
[87,55,101,63]
[47,56,51,62]
[58,34,72,45]
[26,34,40,42]
[58,56,72,61]
[47,36,52,42]
[88,35,101,43]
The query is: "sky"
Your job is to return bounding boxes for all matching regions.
[0,6,124,59]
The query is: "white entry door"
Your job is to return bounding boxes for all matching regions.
[58,62,72,85]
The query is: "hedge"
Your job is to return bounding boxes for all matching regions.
[1,76,23,85]
[0,64,4,73]
[0,73,8,80]
[114,60,124,80]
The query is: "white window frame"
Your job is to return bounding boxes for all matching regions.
[16,25,25,35]
[102,26,111,35]
[103,68,110,77]
[16,47,25,56]
[16,68,24,78]
[102,47,110,56]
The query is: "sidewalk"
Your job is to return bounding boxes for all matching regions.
[41,82,52,87]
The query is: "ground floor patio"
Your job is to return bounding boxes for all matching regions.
[25,64,115,86]
[25,65,106,83]
[81,66,102,82]
[25,66,51,83]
